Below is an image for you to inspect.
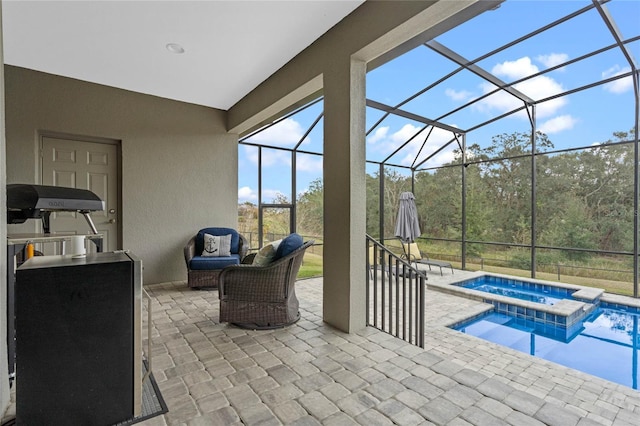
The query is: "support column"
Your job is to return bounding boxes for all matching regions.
[322,57,367,333]
[0,3,10,413]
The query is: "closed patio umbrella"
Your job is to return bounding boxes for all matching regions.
[393,191,422,277]
[395,191,421,244]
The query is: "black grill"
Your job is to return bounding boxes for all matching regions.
[7,184,105,233]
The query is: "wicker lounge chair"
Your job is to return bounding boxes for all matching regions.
[184,228,249,289]
[400,240,453,276]
[219,240,314,329]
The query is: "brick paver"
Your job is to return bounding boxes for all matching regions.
[3,272,640,425]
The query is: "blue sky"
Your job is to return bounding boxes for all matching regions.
[239,0,639,204]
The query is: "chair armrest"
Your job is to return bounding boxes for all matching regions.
[401,253,419,261]
[184,236,196,267]
[242,253,257,264]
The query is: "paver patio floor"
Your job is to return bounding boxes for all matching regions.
[3,271,640,425]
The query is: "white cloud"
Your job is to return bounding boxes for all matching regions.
[392,123,423,145]
[243,144,291,168]
[476,56,566,119]
[536,53,569,69]
[445,88,473,102]
[367,126,389,144]
[492,56,538,80]
[296,155,323,173]
[244,144,322,172]
[238,186,285,204]
[400,126,457,167]
[238,186,288,204]
[475,83,522,115]
[367,123,417,158]
[602,65,633,94]
[415,148,456,168]
[538,114,578,134]
[238,186,257,203]
[246,118,309,147]
[242,117,317,170]
[243,145,258,164]
[368,122,458,167]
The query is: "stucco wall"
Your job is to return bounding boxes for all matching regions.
[5,65,238,284]
[1,7,9,417]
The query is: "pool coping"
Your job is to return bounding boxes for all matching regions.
[429,272,622,331]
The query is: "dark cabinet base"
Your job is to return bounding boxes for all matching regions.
[15,252,141,426]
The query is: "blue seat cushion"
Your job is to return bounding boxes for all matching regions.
[189,254,240,270]
[196,227,240,255]
[275,233,304,260]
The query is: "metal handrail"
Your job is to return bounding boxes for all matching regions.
[366,234,426,348]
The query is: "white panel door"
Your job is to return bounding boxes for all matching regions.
[42,136,119,253]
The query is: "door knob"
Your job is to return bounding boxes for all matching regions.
[108,219,116,224]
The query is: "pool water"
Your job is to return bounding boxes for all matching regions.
[464,283,563,305]
[455,305,640,389]
[457,276,574,305]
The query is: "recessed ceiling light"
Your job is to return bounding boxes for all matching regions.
[166,43,185,54]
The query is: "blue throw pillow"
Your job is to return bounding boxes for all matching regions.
[275,233,303,259]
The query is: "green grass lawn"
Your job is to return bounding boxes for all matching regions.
[294,241,635,297]
[298,252,323,279]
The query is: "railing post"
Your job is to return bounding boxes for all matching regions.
[418,274,425,348]
[365,239,370,326]
[373,244,378,328]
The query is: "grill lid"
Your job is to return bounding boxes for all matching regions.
[7,184,105,212]
[7,184,105,233]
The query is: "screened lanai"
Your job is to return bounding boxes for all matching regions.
[238,0,640,297]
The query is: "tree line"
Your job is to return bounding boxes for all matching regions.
[240,129,636,266]
[412,130,635,262]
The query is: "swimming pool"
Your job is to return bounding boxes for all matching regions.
[454,275,575,305]
[453,304,640,390]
